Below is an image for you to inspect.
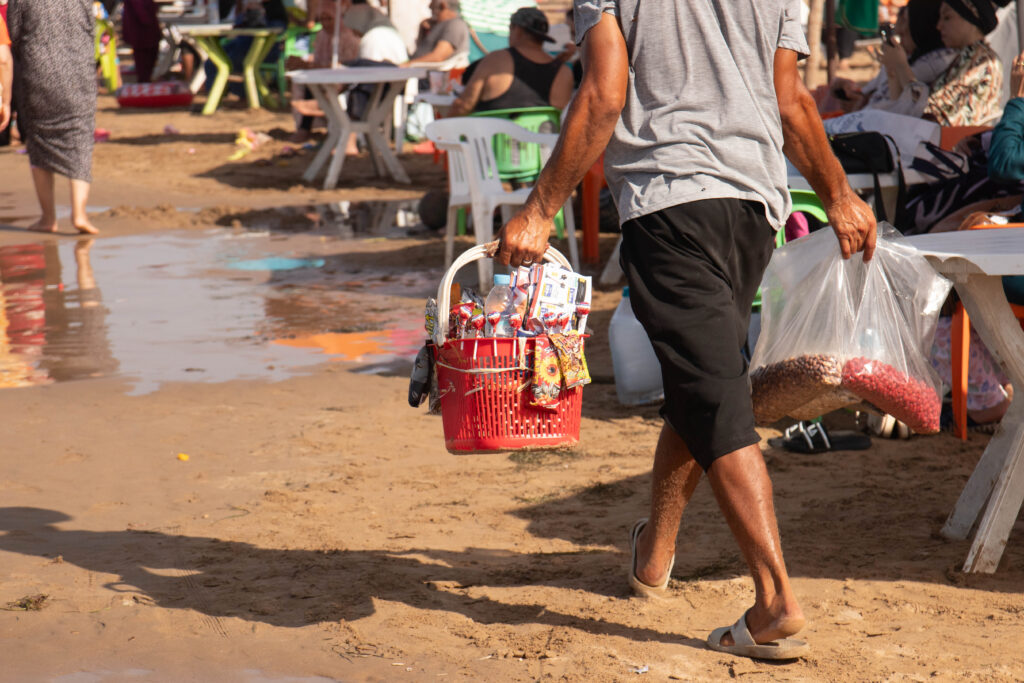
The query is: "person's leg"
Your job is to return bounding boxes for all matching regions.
[634,423,702,586]
[27,166,58,233]
[69,179,99,235]
[707,444,804,645]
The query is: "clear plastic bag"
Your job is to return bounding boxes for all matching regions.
[750,223,951,432]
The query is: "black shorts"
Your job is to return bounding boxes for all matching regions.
[620,198,776,470]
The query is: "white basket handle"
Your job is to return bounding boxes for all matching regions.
[436,241,571,344]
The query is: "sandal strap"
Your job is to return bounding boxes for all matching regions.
[730,610,756,647]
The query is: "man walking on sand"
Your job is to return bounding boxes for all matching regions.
[496,0,877,660]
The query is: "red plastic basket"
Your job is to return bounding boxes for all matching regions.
[432,245,583,454]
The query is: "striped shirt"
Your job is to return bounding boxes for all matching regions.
[461,0,537,37]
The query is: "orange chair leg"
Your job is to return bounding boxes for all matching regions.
[951,303,971,440]
[581,163,602,264]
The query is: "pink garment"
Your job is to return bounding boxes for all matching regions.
[929,317,1009,411]
[785,212,809,243]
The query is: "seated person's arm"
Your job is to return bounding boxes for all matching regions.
[989,99,1024,182]
[549,64,575,110]
[449,58,491,116]
[406,40,456,66]
[989,57,1024,183]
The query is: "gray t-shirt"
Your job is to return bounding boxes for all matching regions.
[412,17,470,60]
[574,0,809,229]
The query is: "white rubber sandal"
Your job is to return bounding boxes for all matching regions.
[627,518,675,598]
[707,610,809,661]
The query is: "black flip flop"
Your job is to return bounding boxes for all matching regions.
[768,422,872,454]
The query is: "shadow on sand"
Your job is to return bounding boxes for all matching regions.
[0,506,707,652]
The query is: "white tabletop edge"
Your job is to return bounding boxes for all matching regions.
[905,230,1024,277]
[289,67,428,84]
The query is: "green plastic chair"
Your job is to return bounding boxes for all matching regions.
[466,107,566,237]
[260,24,321,101]
[470,106,561,183]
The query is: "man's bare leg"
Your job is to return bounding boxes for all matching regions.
[634,423,702,586]
[27,166,58,233]
[70,179,99,235]
[634,427,804,644]
[707,444,804,645]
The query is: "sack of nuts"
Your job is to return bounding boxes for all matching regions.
[750,223,950,430]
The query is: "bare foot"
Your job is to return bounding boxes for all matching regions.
[720,598,805,646]
[73,220,100,235]
[27,218,59,233]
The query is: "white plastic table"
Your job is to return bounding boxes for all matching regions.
[907,229,1024,573]
[289,66,427,189]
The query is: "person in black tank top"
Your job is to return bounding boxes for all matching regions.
[449,7,573,117]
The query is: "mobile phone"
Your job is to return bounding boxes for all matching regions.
[879,24,898,47]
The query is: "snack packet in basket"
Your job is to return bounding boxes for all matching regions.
[549,332,591,389]
[531,336,562,409]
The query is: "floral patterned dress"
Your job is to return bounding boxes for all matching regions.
[924,40,1003,127]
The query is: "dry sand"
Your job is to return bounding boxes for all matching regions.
[0,80,1022,683]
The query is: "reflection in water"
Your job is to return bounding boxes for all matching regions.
[0,240,116,389]
[0,231,431,394]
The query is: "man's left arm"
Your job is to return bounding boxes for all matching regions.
[407,39,455,65]
[774,47,877,261]
[448,60,489,116]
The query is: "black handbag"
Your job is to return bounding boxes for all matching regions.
[828,131,906,226]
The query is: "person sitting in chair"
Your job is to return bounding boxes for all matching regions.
[448,7,573,116]
[404,0,469,66]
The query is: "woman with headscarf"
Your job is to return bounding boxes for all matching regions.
[7,0,99,234]
[921,0,1004,125]
[830,0,956,115]
[344,4,408,64]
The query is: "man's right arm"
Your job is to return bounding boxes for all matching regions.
[496,12,628,267]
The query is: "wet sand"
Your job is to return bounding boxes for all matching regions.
[1,82,1023,682]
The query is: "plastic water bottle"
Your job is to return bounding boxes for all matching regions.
[484,274,514,337]
[609,287,664,405]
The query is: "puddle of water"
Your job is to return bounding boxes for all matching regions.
[222,199,425,240]
[0,230,434,394]
[228,257,326,271]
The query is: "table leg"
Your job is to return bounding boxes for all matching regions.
[242,35,278,109]
[364,84,411,184]
[315,86,354,190]
[940,273,1024,572]
[196,36,231,116]
[302,85,342,185]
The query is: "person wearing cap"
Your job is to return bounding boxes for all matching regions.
[496,0,877,661]
[449,7,573,116]
[919,0,1004,125]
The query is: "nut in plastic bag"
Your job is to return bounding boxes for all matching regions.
[750,223,951,430]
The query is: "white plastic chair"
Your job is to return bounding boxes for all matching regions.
[425,117,579,286]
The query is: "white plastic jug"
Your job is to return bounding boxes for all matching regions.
[609,287,664,406]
